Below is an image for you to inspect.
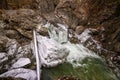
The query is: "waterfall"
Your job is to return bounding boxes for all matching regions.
[36,22,100,67]
[36,22,118,80]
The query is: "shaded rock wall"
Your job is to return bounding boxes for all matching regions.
[0,0,120,79]
[37,0,120,53]
[0,0,36,9]
[0,0,8,9]
[1,0,120,53]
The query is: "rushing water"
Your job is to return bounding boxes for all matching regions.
[36,22,118,80]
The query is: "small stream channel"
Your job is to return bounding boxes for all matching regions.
[36,22,119,80]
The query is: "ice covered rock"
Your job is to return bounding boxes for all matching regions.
[0,68,37,80]
[11,58,31,69]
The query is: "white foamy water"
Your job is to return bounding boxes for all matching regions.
[36,22,100,67]
[63,42,100,67]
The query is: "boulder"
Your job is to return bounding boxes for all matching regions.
[6,39,19,56]
[75,26,85,35]
[0,52,8,65]
[5,30,19,39]
[37,27,49,36]
[2,9,42,40]
[37,35,69,67]
[0,36,8,52]
[0,0,8,9]
[11,58,31,69]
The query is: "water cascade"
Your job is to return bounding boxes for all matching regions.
[36,22,118,80]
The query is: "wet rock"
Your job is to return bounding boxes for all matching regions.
[109,53,120,68]
[0,68,37,80]
[100,17,120,53]
[2,9,42,41]
[0,20,6,29]
[11,58,31,69]
[5,30,19,39]
[69,37,79,44]
[37,26,49,36]
[114,42,120,53]
[51,0,119,29]
[75,26,85,35]
[77,28,102,53]
[96,49,120,79]
[0,36,8,52]
[0,0,8,9]
[0,38,35,74]
[0,52,8,64]
[77,29,91,43]
[37,0,56,13]
[6,39,19,56]
[89,28,99,35]
[16,44,32,59]
[6,0,35,9]
[55,0,80,29]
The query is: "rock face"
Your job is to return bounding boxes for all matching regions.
[0,36,8,52]
[0,52,8,65]
[100,17,120,53]
[0,0,8,9]
[36,0,120,54]
[3,0,35,9]
[75,26,85,35]
[2,9,43,45]
[2,0,119,52]
[54,0,119,26]
[36,0,120,53]
[0,0,120,79]
[37,0,55,13]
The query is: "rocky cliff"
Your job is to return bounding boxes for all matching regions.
[0,0,120,79]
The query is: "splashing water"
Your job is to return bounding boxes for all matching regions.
[37,22,118,80]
